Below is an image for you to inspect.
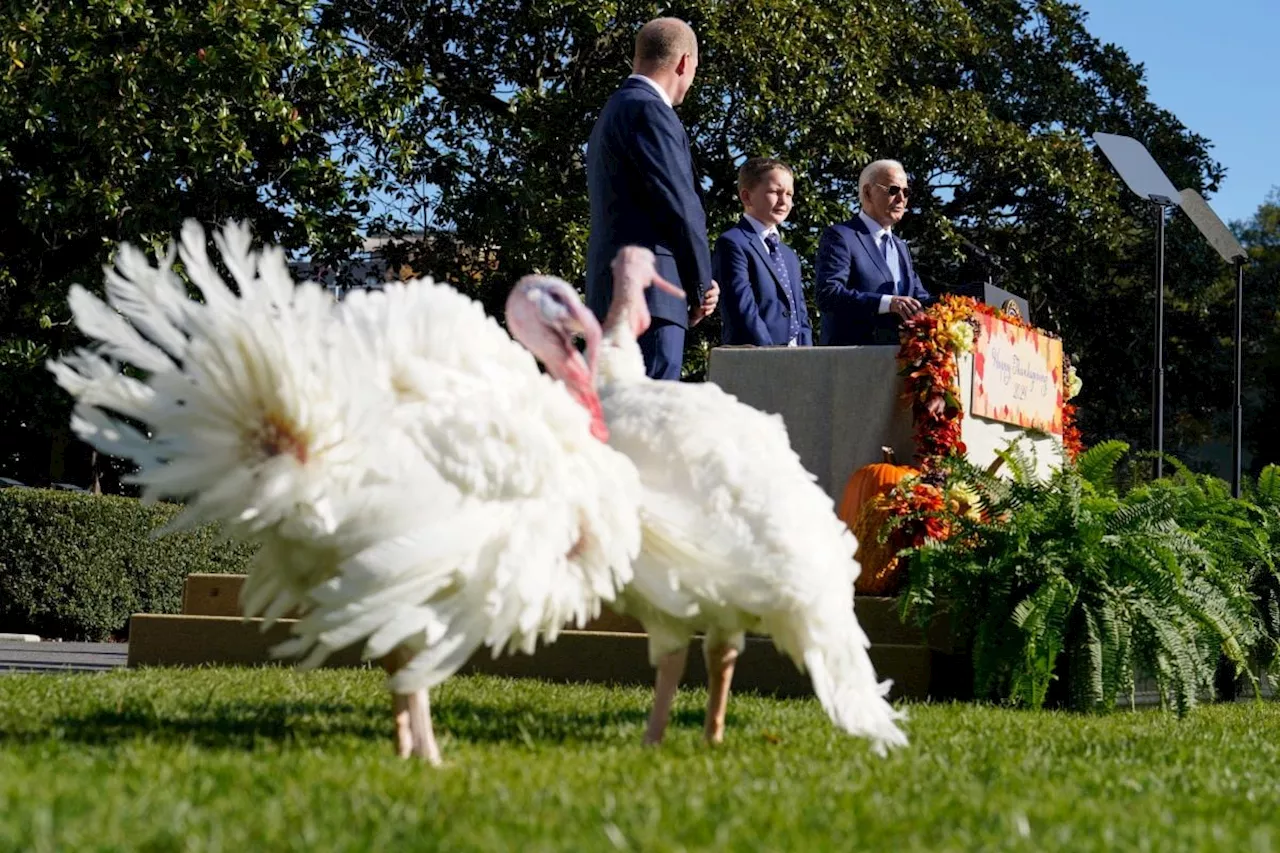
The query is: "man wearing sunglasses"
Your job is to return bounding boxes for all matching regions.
[814,159,932,346]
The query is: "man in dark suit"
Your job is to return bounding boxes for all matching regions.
[713,158,812,347]
[585,17,718,380]
[814,159,931,346]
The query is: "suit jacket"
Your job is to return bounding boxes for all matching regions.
[585,78,712,328]
[814,216,931,346]
[713,218,812,346]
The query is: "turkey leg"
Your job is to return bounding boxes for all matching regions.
[381,649,443,764]
[642,647,689,745]
[703,643,740,744]
[393,688,442,765]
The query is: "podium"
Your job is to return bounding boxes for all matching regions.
[708,346,913,500]
[709,342,1063,503]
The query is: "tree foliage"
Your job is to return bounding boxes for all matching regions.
[1235,189,1280,470]
[2,0,1248,483]
[0,0,409,485]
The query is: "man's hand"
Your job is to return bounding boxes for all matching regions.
[889,295,922,319]
[690,279,720,326]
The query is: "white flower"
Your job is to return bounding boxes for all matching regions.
[1065,364,1082,399]
[946,318,975,353]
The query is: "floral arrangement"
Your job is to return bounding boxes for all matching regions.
[865,467,989,561]
[866,295,1084,562]
[898,294,1082,471]
[897,295,978,469]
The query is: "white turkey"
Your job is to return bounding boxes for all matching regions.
[48,220,645,764]
[281,271,652,752]
[510,248,908,755]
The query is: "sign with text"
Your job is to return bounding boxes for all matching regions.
[971,314,1063,434]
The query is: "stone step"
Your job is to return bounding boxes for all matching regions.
[179,573,953,650]
[180,573,645,633]
[127,613,967,701]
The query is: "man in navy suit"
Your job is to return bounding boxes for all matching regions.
[814,159,931,346]
[713,158,812,347]
[585,17,718,380]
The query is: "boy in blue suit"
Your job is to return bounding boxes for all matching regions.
[713,158,812,347]
[585,18,719,380]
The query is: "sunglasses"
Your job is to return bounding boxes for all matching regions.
[874,182,911,200]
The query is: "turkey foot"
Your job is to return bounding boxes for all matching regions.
[381,649,442,764]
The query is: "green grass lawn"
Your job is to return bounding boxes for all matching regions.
[1,668,1278,852]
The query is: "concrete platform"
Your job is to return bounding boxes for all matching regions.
[117,573,966,700]
[126,613,957,701]
[177,574,953,649]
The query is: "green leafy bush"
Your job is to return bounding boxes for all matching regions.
[895,441,1269,714]
[1242,465,1280,671]
[0,488,254,640]
[1144,459,1280,677]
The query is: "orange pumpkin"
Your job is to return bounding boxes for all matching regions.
[837,447,918,596]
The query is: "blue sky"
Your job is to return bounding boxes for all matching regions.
[1073,0,1278,226]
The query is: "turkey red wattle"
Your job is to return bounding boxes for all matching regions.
[560,363,610,442]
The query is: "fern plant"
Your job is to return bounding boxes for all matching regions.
[895,440,1259,714]
[1242,464,1280,674]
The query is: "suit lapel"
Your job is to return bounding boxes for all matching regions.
[852,216,894,282]
[741,220,793,308]
[742,221,780,286]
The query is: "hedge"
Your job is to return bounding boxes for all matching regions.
[0,488,256,641]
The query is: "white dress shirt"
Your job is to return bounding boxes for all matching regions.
[858,210,903,314]
[627,74,673,108]
[742,213,777,248]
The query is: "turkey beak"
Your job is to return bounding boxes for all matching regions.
[561,294,602,382]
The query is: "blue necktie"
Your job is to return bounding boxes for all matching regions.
[881,233,901,296]
[764,231,801,345]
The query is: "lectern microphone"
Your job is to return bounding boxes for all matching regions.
[961,239,1005,272]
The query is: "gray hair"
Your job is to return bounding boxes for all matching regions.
[858,159,906,206]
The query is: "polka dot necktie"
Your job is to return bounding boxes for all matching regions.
[764,231,801,344]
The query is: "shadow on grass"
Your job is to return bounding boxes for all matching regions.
[432,697,725,745]
[0,693,728,750]
[0,699,387,749]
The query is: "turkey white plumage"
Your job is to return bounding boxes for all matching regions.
[48,220,643,764]
[285,278,644,690]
